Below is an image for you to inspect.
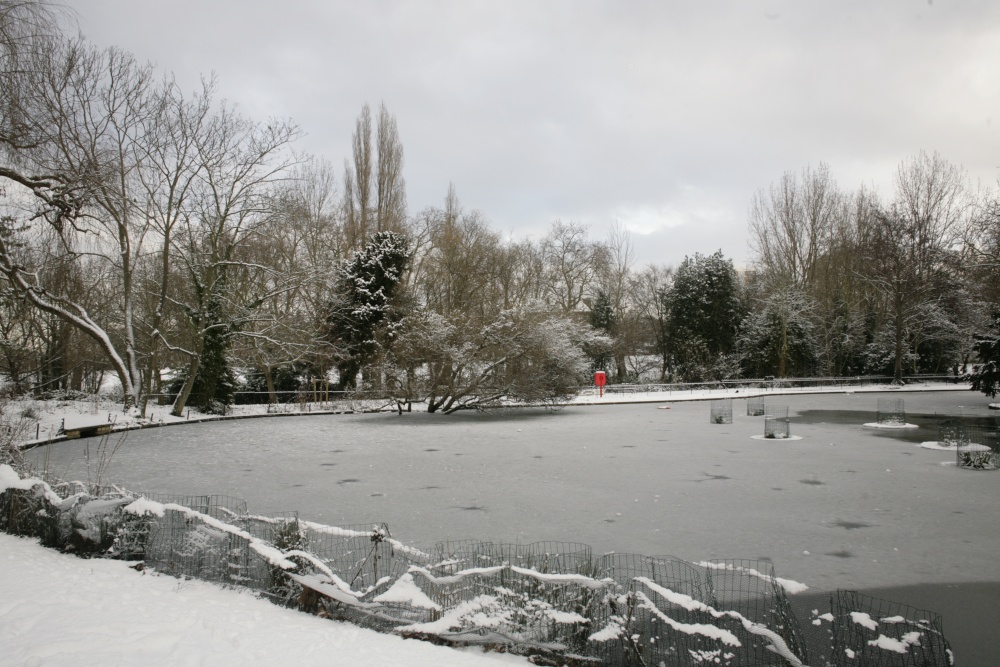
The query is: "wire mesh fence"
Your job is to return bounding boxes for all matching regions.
[877,398,906,426]
[2,467,964,666]
[747,398,766,416]
[831,589,952,666]
[300,521,407,600]
[599,553,713,604]
[588,555,716,667]
[702,559,810,664]
[710,399,733,424]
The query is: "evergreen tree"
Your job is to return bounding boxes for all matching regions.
[168,299,237,414]
[970,313,1000,399]
[739,290,818,378]
[588,289,615,373]
[665,251,744,381]
[326,231,410,390]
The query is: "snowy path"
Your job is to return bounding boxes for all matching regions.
[0,532,526,667]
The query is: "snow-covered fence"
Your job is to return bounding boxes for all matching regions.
[587,558,812,667]
[1,464,958,666]
[831,590,952,666]
[599,553,712,604]
[877,398,906,426]
[699,560,810,663]
[710,399,733,424]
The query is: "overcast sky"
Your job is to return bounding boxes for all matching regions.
[61,1,1000,268]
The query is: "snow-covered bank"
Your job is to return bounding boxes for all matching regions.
[12,380,975,449]
[569,380,971,406]
[0,532,525,667]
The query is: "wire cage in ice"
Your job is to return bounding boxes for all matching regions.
[710,399,734,424]
[747,397,766,416]
[831,589,951,666]
[764,416,791,439]
[954,422,1000,471]
[764,404,788,418]
[877,398,906,426]
[762,404,791,439]
[938,418,966,447]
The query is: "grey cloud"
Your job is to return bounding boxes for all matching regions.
[68,0,1000,267]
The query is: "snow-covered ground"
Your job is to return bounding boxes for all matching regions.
[0,532,526,667]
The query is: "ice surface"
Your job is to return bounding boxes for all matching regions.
[21,390,1000,656]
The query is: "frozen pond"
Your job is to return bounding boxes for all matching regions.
[26,390,1000,660]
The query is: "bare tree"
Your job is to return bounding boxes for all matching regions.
[418,188,503,320]
[375,102,406,234]
[167,105,300,416]
[0,30,160,407]
[343,102,406,253]
[631,263,673,381]
[748,163,845,289]
[594,221,635,381]
[859,152,969,382]
[966,190,1000,307]
[134,77,215,414]
[540,220,599,313]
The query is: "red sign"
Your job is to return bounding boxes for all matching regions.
[594,371,606,397]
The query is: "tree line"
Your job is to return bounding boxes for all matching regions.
[1,2,998,414]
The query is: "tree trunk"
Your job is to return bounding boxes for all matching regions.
[264,365,276,404]
[171,355,201,417]
[893,311,904,384]
[778,314,788,378]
